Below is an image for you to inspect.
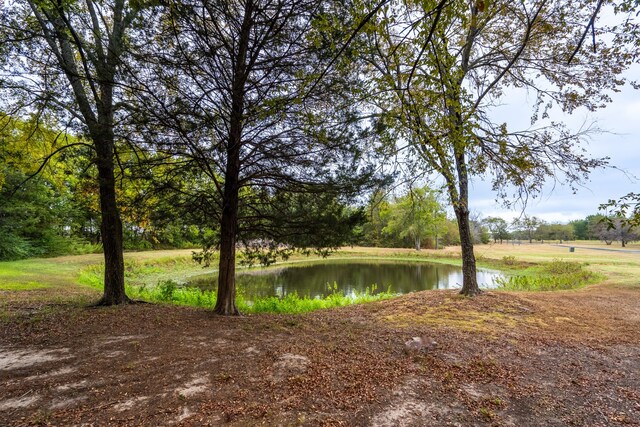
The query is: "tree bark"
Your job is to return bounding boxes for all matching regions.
[456,206,481,296]
[452,135,480,296]
[94,133,127,305]
[214,146,241,315]
[415,236,421,251]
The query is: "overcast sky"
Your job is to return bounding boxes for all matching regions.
[468,62,640,224]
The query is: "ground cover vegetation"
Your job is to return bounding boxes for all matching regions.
[1,0,639,316]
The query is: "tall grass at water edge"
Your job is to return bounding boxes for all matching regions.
[126,280,396,314]
[78,257,396,313]
[495,258,603,291]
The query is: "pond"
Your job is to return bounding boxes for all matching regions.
[187,259,502,300]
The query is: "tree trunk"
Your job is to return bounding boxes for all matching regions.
[456,206,480,296]
[415,236,421,251]
[214,2,251,315]
[94,138,127,305]
[214,117,242,315]
[215,197,240,315]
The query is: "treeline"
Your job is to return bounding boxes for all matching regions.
[483,215,638,246]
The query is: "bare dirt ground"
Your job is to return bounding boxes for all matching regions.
[1,280,639,427]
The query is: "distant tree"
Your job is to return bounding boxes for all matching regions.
[383,186,447,250]
[361,189,392,247]
[483,217,510,244]
[591,216,638,247]
[610,218,639,247]
[512,215,543,244]
[536,222,574,243]
[0,116,75,258]
[570,219,590,240]
[442,219,461,246]
[469,213,490,245]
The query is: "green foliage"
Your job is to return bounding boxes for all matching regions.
[383,186,447,250]
[496,259,601,291]
[570,219,590,240]
[483,217,511,243]
[535,223,575,242]
[0,114,213,260]
[511,216,542,243]
[0,158,74,259]
[126,280,395,314]
[238,191,367,267]
[361,185,455,249]
[600,193,640,229]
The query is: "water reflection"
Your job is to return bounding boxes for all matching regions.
[187,259,502,300]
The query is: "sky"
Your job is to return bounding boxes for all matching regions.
[468,63,640,224]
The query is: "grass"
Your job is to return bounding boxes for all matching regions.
[126,280,396,314]
[0,281,51,291]
[494,259,603,291]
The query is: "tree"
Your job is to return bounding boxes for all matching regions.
[469,212,490,244]
[361,189,392,247]
[570,218,590,240]
[137,0,379,314]
[513,215,543,243]
[0,0,145,305]
[0,115,76,259]
[360,0,635,295]
[535,222,574,243]
[610,218,639,247]
[483,217,510,244]
[383,186,447,250]
[591,215,637,246]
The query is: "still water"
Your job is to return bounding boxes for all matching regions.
[187,259,502,300]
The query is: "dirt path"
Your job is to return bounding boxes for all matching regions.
[1,284,639,426]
